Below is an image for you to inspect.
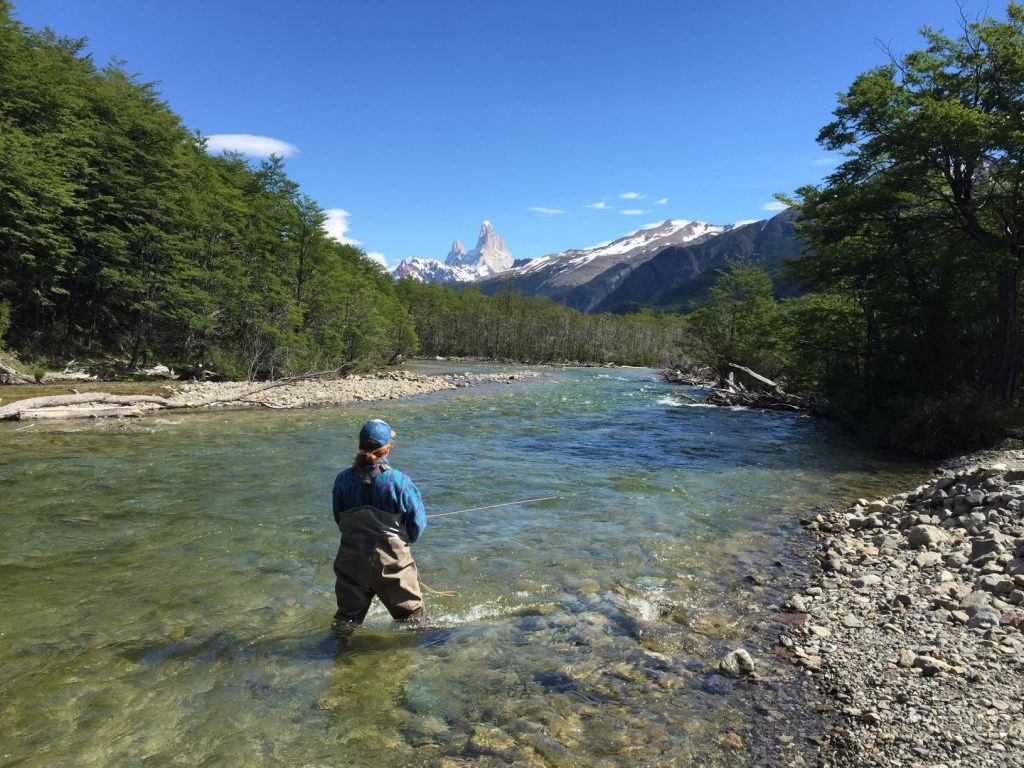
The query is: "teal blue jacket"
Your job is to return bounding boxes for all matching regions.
[332,462,427,542]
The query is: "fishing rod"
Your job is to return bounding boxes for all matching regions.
[425,495,560,519]
[419,495,561,596]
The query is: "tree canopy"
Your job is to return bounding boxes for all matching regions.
[793,3,1024,402]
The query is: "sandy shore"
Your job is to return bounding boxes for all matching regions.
[780,447,1024,767]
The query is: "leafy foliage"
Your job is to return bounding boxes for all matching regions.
[395,279,686,366]
[0,6,416,376]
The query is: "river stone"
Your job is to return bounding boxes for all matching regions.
[976,575,1015,595]
[969,609,1002,628]
[1006,558,1024,575]
[719,648,756,678]
[842,614,865,628]
[469,725,516,755]
[914,552,942,568]
[852,574,883,588]
[959,591,993,616]
[966,489,986,507]
[907,525,949,548]
[971,538,1006,562]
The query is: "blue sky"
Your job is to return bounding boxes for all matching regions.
[13,1,1005,267]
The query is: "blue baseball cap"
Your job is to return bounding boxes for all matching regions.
[359,419,395,447]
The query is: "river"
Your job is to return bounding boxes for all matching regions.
[0,362,925,766]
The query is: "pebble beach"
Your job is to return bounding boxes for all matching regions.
[779,449,1024,767]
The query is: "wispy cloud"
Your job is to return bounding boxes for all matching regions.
[205,133,299,158]
[322,208,362,245]
[366,251,388,268]
[620,209,650,215]
[585,201,609,210]
[529,206,566,215]
[761,201,789,212]
[656,198,669,205]
[620,192,645,200]
[813,156,840,166]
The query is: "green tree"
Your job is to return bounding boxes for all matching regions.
[683,264,782,384]
[795,4,1024,400]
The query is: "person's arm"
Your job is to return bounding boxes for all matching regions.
[397,475,427,542]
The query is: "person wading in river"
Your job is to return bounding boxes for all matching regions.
[331,419,428,626]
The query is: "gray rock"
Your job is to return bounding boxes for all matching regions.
[966,489,986,507]
[969,609,1002,628]
[1006,558,1024,576]
[976,574,1015,595]
[946,551,970,568]
[907,525,949,548]
[719,648,756,678]
[914,552,942,568]
[959,591,993,616]
[971,538,1006,562]
[852,574,883,588]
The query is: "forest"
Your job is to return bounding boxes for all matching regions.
[4,3,1024,455]
[682,4,1024,455]
[0,5,684,378]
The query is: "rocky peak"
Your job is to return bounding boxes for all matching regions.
[468,220,513,275]
[445,240,467,267]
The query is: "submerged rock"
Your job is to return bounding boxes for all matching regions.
[719,648,756,678]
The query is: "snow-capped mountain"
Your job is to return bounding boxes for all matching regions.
[391,257,478,284]
[392,221,514,283]
[512,219,737,288]
[476,218,741,311]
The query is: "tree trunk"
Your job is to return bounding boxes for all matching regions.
[993,261,1023,402]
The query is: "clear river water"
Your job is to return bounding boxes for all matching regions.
[0,362,926,767]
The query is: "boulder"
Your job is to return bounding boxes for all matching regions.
[906,525,949,548]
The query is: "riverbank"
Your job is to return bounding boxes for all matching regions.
[0,369,539,421]
[781,446,1024,766]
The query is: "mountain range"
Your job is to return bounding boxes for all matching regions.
[392,209,803,312]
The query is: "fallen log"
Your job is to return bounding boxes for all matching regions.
[0,393,170,420]
[18,405,152,420]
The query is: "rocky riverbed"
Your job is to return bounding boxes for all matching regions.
[166,369,539,409]
[780,449,1024,767]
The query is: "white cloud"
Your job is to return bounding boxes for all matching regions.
[656,197,669,205]
[813,156,840,166]
[620,209,650,215]
[620,192,645,200]
[585,201,609,210]
[366,251,388,267]
[529,206,566,215]
[761,201,789,212]
[204,134,299,158]
[322,208,362,245]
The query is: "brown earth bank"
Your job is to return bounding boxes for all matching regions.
[779,446,1024,767]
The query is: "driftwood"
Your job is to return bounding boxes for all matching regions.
[701,363,828,414]
[662,367,714,386]
[0,371,336,421]
[0,362,35,385]
[19,406,153,420]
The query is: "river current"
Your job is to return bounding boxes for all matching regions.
[0,362,924,766]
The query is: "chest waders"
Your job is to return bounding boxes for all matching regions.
[333,467,426,624]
